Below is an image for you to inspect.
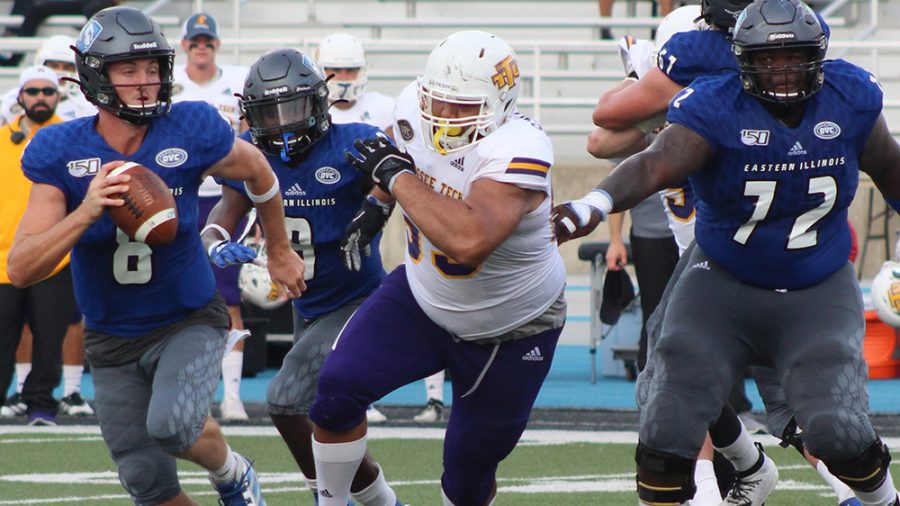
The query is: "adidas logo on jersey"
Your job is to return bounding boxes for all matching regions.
[691,260,710,271]
[522,347,544,361]
[788,141,807,156]
[450,157,466,171]
[284,183,307,197]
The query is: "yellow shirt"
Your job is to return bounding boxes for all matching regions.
[0,114,66,284]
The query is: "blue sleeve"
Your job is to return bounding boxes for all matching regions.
[658,31,736,87]
[193,102,235,167]
[214,130,251,193]
[21,126,68,195]
[666,77,722,150]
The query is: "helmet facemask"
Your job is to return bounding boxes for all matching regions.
[82,54,174,125]
[417,78,503,155]
[736,44,824,104]
[241,83,330,161]
[325,68,368,103]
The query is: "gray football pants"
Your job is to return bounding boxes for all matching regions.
[639,245,873,462]
[267,298,364,416]
[91,324,227,505]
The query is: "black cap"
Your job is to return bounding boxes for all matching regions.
[600,269,635,325]
[182,12,218,40]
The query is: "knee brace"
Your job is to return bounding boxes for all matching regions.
[824,438,892,493]
[777,417,806,457]
[115,448,181,503]
[635,442,697,505]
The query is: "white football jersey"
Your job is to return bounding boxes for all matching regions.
[329,91,395,131]
[659,187,696,255]
[0,86,96,126]
[172,64,248,197]
[394,82,566,340]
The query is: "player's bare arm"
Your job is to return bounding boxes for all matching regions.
[393,172,544,266]
[201,184,254,259]
[859,114,900,204]
[587,126,651,159]
[8,161,129,287]
[207,137,306,296]
[552,123,710,243]
[593,69,683,131]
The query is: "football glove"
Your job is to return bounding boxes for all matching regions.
[550,190,613,244]
[341,195,395,271]
[208,240,258,268]
[344,133,415,196]
[617,36,655,79]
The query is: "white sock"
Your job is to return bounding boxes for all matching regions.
[222,351,243,401]
[210,447,245,485]
[15,363,30,393]
[425,371,445,403]
[693,459,722,505]
[350,463,397,505]
[816,460,855,503]
[306,477,318,497]
[63,364,83,397]
[312,435,367,506]
[714,425,760,473]
[851,469,898,506]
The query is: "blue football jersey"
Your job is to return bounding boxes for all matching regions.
[222,123,386,318]
[657,29,737,87]
[21,101,235,336]
[667,60,882,289]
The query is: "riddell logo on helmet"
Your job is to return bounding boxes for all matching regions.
[132,41,158,50]
[767,32,796,42]
[264,86,289,96]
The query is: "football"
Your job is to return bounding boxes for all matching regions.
[106,162,178,247]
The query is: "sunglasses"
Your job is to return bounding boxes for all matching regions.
[189,42,216,50]
[22,87,57,97]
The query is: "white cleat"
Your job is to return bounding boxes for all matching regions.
[220,397,250,421]
[413,399,444,423]
[721,443,778,505]
[60,393,94,416]
[366,406,387,423]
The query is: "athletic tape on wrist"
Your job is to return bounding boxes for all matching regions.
[201,223,231,242]
[581,189,614,216]
[208,239,227,258]
[244,178,281,204]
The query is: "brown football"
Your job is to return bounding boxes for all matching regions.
[106,162,178,247]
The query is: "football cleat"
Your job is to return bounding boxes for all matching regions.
[413,399,444,423]
[838,498,862,506]
[366,406,387,423]
[60,393,94,416]
[212,454,266,505]
[221,397,250,421]
[0,393,27,417]
[722,443,778,505]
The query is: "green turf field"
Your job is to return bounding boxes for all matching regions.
[0,425,884,504]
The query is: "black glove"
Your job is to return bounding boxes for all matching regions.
[341,195,395,271]
[344,134,415,196]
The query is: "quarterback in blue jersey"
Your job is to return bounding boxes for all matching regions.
[202,48,403,505]
[7,8,304,506]
[555,1,900,505]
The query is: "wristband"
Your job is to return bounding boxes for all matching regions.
[581,189,614,216]
[201,223,231,242]
[244,178,281,204]
[208,239,227,258]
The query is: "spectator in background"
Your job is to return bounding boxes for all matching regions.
[0,0,121,67]
[172,12,252,421]
[599,0,675,40]
[0,66,76,426]
[0,35,96,420]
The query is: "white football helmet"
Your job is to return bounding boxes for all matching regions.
[653,5,705,60]
[34,35,79,95]
[417,31,519,155]
[872,261,900,328]
[317,33,368,103]
[238,240,288,310]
